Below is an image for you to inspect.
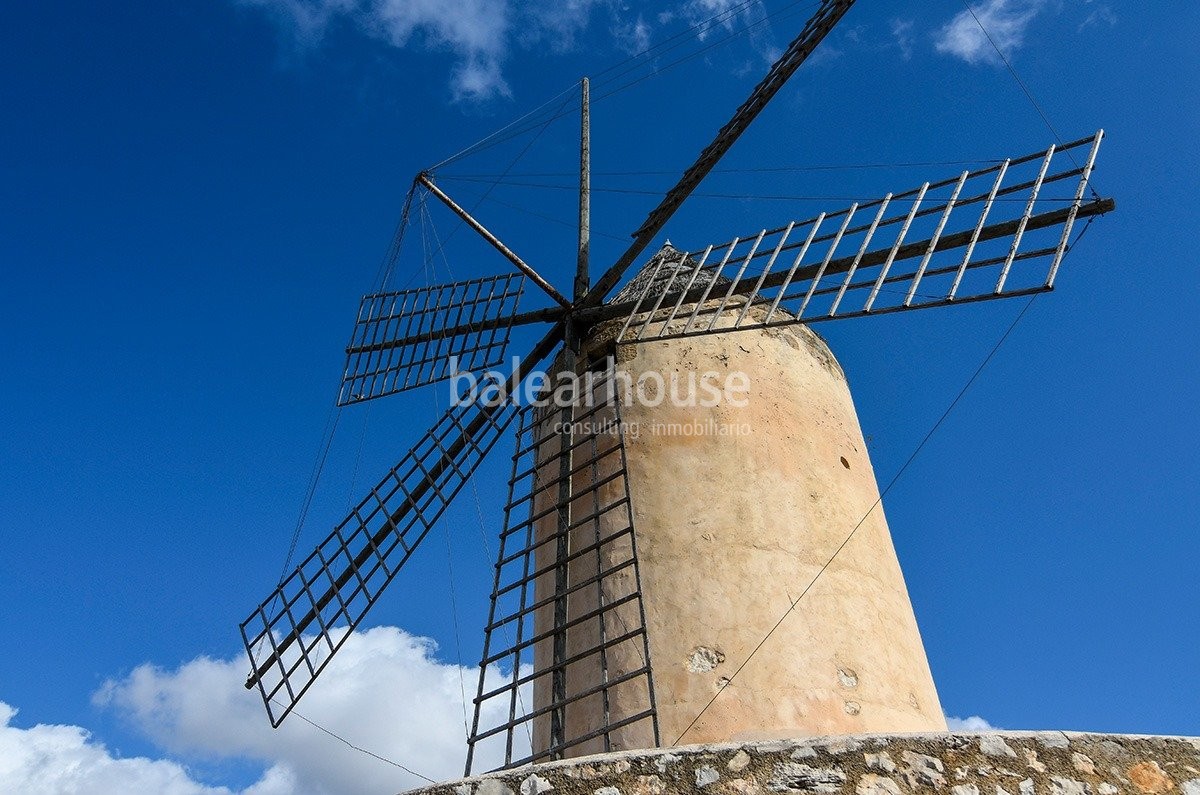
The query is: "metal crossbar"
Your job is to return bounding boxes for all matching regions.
[338,274,525,406]
[613,132,1106,343]
[466,382,658,773]
[240,397,519,727]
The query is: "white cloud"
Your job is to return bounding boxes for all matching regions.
[934,0,1046,65]
[0,701,295,795]
[241,0,510,100]
[2,627,526,795]
[946,714,1001,731]
[374,0,510,101]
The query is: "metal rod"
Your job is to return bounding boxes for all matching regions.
[486,556,636,645]
[466,438,520,774]
[419,173,571,308]
[616,410,661,749]
[775,247,1057,311]
[709,230,766,329]
[481,592,644,664]
[866,185,927,312]
[995,146,1055,293]
[495,517,631,600]
[694,164,1088,271]
[543,79,593,750]
[681,238,739,336]
[735,222,794,327]
[765,213,824,324]
[576,78,591,302]
[905,171,968,306]
[661,246,713,330]
[830,195,890,316]
[502,708,657,768]
[950,159,1009,300]
[636,250,690,340]
[471,666,653,744]
[344,305,566,356]
[590,427,611,753]
[476,626,646,702]
[549,369,576,755]
[615,248,673,342]
[1046,130,1104,287]
[506,435,623,508]
[638,132,1098,282]
[799,207,855,317]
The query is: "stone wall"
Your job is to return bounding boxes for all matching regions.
[409,733,1200,795]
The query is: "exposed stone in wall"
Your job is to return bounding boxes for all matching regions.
[411,733,1200,795]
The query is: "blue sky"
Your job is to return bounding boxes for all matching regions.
[1,1,1197,793]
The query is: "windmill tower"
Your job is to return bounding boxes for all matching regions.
[239,0,1114,781]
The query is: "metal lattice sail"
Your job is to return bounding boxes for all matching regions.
[467,377,658,769]
[613,133,1104,343]
[338,275,526,405]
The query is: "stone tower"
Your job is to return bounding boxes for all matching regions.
[530,246,945,759]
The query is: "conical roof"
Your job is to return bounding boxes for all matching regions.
[609,243,730,305]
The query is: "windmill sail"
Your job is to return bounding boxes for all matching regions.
[241,395,519,727]
[613,132,1108,344]
[338,273,525,406]
[466,377,658,772]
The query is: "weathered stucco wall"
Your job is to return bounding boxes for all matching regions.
[540,315,945,755]
[408,732,1200,795]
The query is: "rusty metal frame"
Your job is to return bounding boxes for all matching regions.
[240,395,520,727]
[465,382,658,773]
[338,274,525,405]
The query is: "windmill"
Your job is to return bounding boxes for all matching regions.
[240,0,1114,778]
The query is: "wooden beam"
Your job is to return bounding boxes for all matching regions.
[419,174,572,308]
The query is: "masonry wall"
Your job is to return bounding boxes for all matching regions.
[411,732,1200,795]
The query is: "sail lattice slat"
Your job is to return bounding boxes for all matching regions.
[339,274,525,406]
[466,376,659,773]
[241,396,519,727]
[615,132,1105,344]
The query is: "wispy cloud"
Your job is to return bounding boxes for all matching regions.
[890,18,915,61]
[1080,1,1118,30]
[241,0,511,101]
[680,0,779,63]
[0,627,526,795]
[239,0,785,102]
[934,0,1047,66]
[612,15,652,57]
[514,0,602,52]
[245,0,358,47]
